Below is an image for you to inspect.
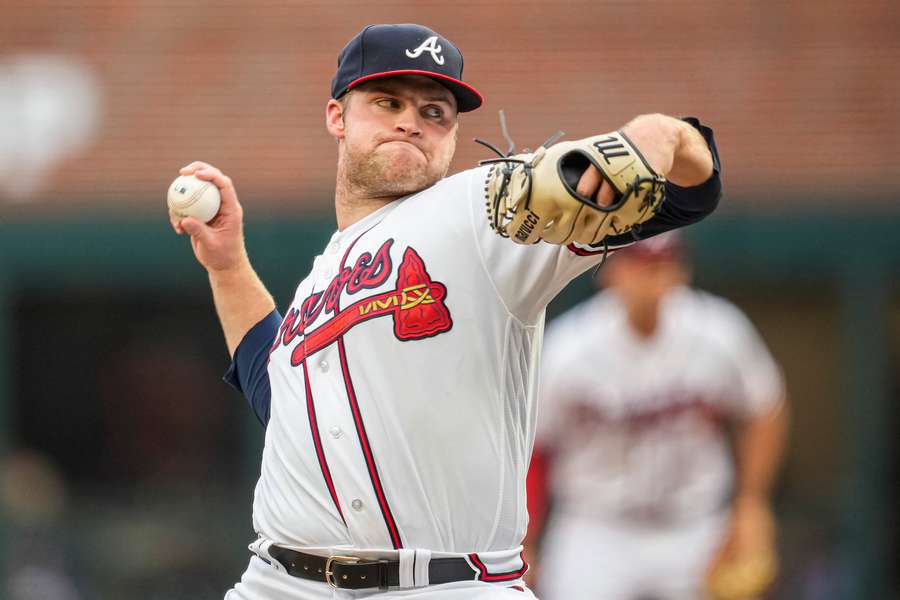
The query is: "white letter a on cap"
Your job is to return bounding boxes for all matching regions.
[405,36,445,65]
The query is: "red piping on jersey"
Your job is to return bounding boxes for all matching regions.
[467,551,529,582]
[291,231,382,527]
[335,231,404,549]
[302,358,345,522]
[567,242,630,257]
[337,338,404,549]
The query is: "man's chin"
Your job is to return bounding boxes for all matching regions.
[344,148,445,196]
[377,158,434,192]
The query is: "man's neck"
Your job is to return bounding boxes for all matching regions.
[334,177,402,231]
[626,302,660,339]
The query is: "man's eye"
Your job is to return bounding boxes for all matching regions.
[424,106,443,119]
[376,98,400,109]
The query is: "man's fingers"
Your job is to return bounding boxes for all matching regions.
[575,167,616,207]
[194,168,241,215]
[576,166,601,200]
[175,162,242,219]
[180,161,213,175]
[194,167,232,189]
[169,211,185,234]
[179,216,208,238]
[595,181,616,207]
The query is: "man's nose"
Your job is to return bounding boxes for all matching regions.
[394,106,423,136]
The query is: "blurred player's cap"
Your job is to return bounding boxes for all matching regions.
[332,24,483,112]
[616,231,685,261]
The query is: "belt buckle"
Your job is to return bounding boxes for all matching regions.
[324,555,360,588]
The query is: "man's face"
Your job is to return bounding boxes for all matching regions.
[326,75,459,198]
[602,253,688,308]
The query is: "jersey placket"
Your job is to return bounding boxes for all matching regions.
[304,234,402,550]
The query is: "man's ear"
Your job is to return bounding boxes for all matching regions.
[326,98,347,140]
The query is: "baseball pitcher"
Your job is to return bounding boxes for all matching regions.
[168,23,723,600]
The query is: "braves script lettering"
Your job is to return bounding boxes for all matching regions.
[274,241,453,365]
[272,239,394,352]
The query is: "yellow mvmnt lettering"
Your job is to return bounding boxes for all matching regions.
[358,295,400,316]
[356,285,438,315]
[375,296,399,310]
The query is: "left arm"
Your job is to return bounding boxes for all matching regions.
[733,398,790,511]
[577,113,716,204]
[470,114,721,323]
[717,398,790,561]
[574,114,722,248]
[621,113,714,187]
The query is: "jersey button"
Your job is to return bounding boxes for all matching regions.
[351,499,363,511]
[328,242,340,254]
[329,426,343,439]
[319,360,329,372]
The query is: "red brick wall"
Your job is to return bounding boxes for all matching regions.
[2,0,898,213]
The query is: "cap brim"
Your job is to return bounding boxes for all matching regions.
[347,70,483,112]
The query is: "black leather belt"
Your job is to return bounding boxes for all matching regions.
[268,545,478,590]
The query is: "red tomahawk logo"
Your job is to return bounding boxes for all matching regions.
[291,247,452,366]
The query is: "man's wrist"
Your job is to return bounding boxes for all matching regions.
[732,494,770,512]
[670,118,714,186]
[208,253,254,281]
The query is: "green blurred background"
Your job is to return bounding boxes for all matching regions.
[0,1,898,599]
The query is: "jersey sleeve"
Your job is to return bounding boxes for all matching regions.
[466,117,722,324]
[714,302,786,418]
[222,309,282,426]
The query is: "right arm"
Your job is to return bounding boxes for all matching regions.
[170,161,276,356]
[209,262,276,357]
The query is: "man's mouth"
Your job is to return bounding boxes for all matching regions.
[379,140,425,155]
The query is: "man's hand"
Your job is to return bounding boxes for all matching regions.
[575,114,715,207]
[170,161,248,274]
[705,497,779,599]
[169,161,275,356]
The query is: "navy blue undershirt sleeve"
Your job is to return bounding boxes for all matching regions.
[223,309,282,426]
[603,116,722,247]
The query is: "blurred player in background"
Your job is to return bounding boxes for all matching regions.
[526,232,789,600]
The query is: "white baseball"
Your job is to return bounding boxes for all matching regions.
[167,174,222,223]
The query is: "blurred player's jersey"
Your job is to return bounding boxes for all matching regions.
[537,287,784,523]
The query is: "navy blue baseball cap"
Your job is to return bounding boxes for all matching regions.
[331,24,483,112]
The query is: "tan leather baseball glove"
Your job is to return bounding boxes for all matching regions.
[481,131,666,246]
[706,550,778,600]
[705,500,779,600]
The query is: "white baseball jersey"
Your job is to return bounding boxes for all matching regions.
[536,286,785,524]
[252,165,604,566]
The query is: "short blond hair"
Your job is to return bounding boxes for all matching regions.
[338,91,354,111]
